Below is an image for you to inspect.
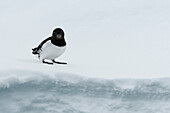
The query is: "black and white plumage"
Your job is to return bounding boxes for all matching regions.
[32,28,67,64]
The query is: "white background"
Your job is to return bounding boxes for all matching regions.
[0,0,170,79]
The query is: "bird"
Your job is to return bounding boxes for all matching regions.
[32,28,67,65]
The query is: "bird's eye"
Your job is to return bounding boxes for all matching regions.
[57,34,62,38]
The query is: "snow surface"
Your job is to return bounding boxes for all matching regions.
[0,0,170,113]
[0,71,170,113]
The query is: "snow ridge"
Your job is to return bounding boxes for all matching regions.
[0,71,170,113]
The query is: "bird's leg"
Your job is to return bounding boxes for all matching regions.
[42,59,53,65]
[52,59,67,64]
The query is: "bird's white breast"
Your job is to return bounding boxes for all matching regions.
[39,41,66,61]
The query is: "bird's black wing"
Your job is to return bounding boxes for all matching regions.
[32,37,52,55]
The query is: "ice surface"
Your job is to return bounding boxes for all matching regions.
[0,71,170,113]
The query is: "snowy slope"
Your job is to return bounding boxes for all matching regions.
[0,70,170,113]
[0,0,170,113]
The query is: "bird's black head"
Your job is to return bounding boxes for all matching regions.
[52,28,65,40]
[51,28,66,47]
